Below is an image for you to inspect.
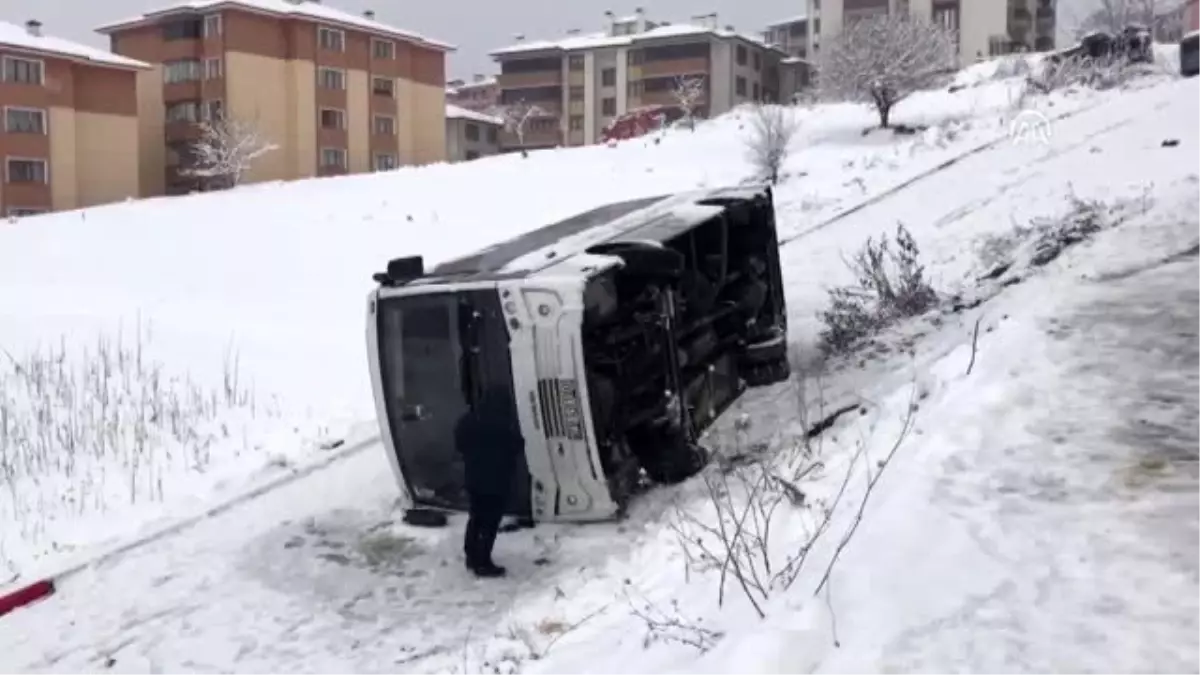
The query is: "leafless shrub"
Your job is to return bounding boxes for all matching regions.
[623,584,723,652]
[979,190,1150,279]
[180,115,278,189]
[500,100,548,157]
[819,224,938,354]
[744,104,800,185]
[672,75,707,131]
[817,14,959,128]
[667,368,922,630]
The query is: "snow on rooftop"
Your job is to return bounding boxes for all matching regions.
[490,20,774,56]
[445,103,503,125]
[765,12,808,27]
[0,20,149,69]
[95,0,453,50]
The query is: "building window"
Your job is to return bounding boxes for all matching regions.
[752,82,760,99]
[7,207,45,217]
[6,158,48,184]
[372,76,394,97]
[165,101,200,123]
[318,67,346,90]
[465,122,480,141]
[162,18,202,40]
[601,97,616,116]
[164,59,202,83]
[318,26,345,51]
[4,107,46,134]
[486,126,497,143]
[568,54,585,70]
[569,85,584,101]
[320,147,347,169]
[601,68,616,87]
[735,76,747,96]
[627,49,644,65]
[372,38,395,59]
[202,99,223,122]
[753,51,761,71]
[627,80,644,96]
[2,56,44,85]
[320,108,345,129]
[465,150,480,160]
[373,114,395,135]
[204,57,223,79]
[374,153,397,170]
[569,115,583,131]
[736,44,747,65]
[203,14,222,37]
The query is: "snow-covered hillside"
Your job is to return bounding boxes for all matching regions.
[0,70,1053,577]
[0,60,1196,673]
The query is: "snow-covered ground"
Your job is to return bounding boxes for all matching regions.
[0,68,1060,578]
[0,63,1196,672]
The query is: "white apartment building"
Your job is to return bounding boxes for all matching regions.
[766,0,1056,67]
[490,10,786,150]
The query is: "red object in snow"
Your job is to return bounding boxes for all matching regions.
[0,579,55,617]
[601,105,687,142]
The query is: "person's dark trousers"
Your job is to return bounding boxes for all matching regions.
[464,491,506,575]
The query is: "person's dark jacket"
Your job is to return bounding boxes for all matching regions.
[454,388,525,498]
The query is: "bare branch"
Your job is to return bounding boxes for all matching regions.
[180,116,278,189]
[744,104,800,185]
[499,99,549,156]
[817,14,959,128]
[672,75,707,130]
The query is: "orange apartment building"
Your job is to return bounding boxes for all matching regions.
[0,20,147,216]
[96,0,452,195]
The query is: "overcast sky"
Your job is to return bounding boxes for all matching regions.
[1,0,1096,80]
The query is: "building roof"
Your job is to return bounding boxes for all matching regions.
[95,0,453,51]
[764,13,808,28]
[445,104,503,126]
[446,76,497,94]
[490,21,779,57]
[0,21,150,69]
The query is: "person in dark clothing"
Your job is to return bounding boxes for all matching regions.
[454,385,525,578]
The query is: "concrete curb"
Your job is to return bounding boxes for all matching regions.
[0,433,379,617]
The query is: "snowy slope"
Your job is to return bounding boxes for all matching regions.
[0,74,1066,578]
[0,69,1195,673]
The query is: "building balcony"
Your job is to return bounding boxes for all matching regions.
[164,81,203,103]
[640,56,710,78]
[496,69,563,89]
[164,120,203,142]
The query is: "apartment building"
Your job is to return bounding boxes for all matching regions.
[762,14,819,59]
[446,74,500,113]
[489,10,784,151]
[96,0,452,195]
[445,104,501,162]
[0,20,147,216]
[785,0,1056,67]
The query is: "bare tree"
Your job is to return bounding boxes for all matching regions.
[500,99,548,157]
[1085,0,1195,41]
[180,116,278,190]
[744,104,800,185]
[672,75,706,130]
[817,14,959,128]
